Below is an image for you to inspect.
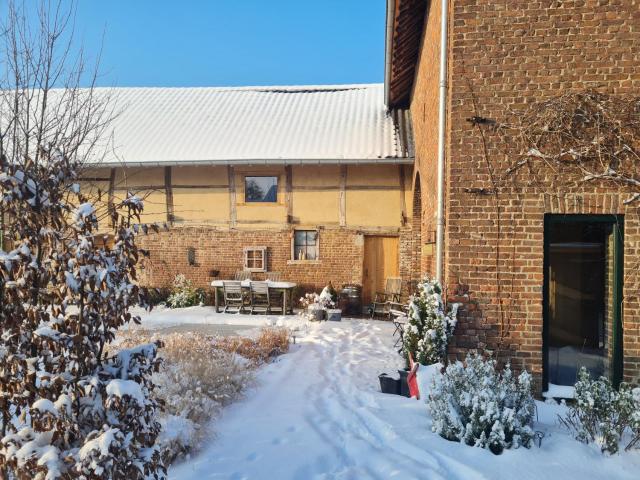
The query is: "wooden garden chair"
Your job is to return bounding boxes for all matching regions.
[234,271,252,307]
[234,270,252,281]
[266,271,281,282]
[370,277,403,318]
[265,272,284,311]
[222,281,244,313]
[249,281,271,314]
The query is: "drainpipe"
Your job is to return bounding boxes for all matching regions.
[435,0,449,284]
[383,0,396,106]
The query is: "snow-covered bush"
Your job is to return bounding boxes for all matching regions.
[299,285,335,319]
[0,166,165,477]
[559,367,640,454]
[428,353,535,455]
[632,391,640,451]
[403,278,458,365]
[324,282,338,305]
[0,3,165,477]
[167,274,205,308]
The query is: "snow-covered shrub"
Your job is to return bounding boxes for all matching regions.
[632,390,640,451]
[325,282,338,305]
[116,331,253,465]
[428,353,535,455]
[167,274,205,308]
[0,3,166,477]
[559,367,640,454]
[403,278,458,365]
[300,292,320,309]
[299,285,335,319]
[0,163,165,478]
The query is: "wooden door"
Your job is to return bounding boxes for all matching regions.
[363,236,399,307]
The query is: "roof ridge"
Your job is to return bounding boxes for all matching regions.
[90,83,383,92]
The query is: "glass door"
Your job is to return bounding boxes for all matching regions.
[543,215,623,390]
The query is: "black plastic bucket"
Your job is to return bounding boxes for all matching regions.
[378,373,400,395]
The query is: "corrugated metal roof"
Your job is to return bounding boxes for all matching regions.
[91,83,413,166]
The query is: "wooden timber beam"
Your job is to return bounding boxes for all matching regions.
[339,165,347,227]
[164,166,174,225]
[228,165,237,227]
[108,168,116,228]
[285,165,293,224]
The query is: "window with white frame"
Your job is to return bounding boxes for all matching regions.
[293,230,318,261]
[244,246,267,272]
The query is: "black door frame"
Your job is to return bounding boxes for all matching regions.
[542,214,624,391]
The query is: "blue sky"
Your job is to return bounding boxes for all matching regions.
[71,0,386,88]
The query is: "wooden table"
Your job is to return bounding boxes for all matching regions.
[211,280,297,314]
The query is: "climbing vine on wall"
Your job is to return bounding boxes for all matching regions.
[503,91,640,205]
[465,87,640,347]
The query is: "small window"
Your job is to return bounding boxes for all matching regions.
[245,176,278,202]
[244,246,267,272]
[293,230,318,260]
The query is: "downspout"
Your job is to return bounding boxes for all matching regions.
[435,0,449,284]
[384,0,396,106]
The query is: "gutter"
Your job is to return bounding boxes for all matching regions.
[88,157,415,168]
[435,0,449,284]
[384,0,396,107]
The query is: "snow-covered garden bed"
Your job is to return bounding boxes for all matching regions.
[114,324,291,465]
[143,308,640,480]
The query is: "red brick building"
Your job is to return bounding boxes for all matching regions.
[385,0,640,392]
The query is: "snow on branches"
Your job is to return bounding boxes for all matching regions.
[0,1,164,476]
[428,354,535,455]
[0,152,165,478]
[402,278,459,366]
[559,367,640,454]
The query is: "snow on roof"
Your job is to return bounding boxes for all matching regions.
[91,83,413,167]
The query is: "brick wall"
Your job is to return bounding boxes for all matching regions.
[411,0,640,389]
[137,226,417,306]
[410,0,442,277]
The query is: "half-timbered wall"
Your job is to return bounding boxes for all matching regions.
[80,163,417,297]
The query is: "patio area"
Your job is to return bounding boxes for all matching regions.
[211,278,297,315]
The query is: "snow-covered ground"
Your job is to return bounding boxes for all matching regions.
[130,305,308,331]
[128,305,311,340]
[136,307,640,480]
